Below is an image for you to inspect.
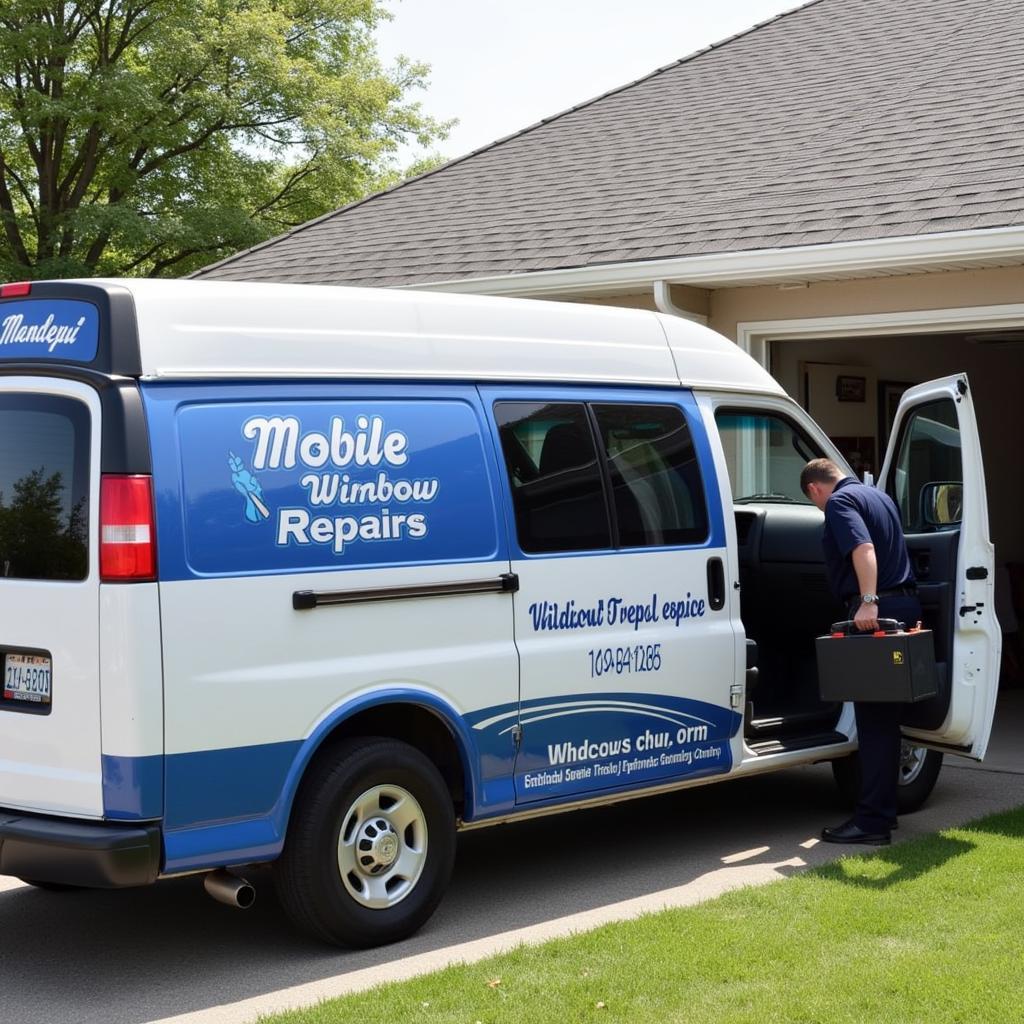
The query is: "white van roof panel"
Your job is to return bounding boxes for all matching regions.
[73,279,784,395]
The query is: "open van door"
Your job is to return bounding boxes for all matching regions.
[878,374,1000,759]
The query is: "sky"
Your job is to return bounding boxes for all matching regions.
[375,0,804,166]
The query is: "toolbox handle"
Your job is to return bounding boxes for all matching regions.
[829,618,904,636]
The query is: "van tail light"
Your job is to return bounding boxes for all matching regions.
[100,475,157,581]
[0,281,32,297]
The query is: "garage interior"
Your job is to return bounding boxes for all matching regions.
[770,331,1024,691]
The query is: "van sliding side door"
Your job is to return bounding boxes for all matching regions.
[481,386,741,807]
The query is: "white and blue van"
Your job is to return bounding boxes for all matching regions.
[0,279,1000,946]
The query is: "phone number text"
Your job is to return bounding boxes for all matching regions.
[588,644,662,678]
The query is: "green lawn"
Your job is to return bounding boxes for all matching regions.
[262,806,1024,1024]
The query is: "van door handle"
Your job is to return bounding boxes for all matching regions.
[706,557,726,612]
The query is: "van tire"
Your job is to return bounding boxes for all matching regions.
[275,737,456,948]
[831,744,944,815]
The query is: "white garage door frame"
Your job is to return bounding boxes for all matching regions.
[736,302,1024,368]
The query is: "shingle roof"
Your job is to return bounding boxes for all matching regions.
[195,0,1024,287]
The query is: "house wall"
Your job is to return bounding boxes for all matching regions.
[557,266,1024,336]
[708,266,1024,341]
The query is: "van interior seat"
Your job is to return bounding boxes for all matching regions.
[508,422,610,551]
[735,505,845,735]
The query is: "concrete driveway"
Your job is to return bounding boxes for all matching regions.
[2,693,1022,1024]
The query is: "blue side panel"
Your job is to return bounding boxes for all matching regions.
[156,690,738,873]
[158,689,511,874]
[161,740,301,872]
[164,818,284,872]
[163,740,302,830]
[0,299,99,362]
[102,754,163,820]
[140,382,506,581]
[467,692,742,809]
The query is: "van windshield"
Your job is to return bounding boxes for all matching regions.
[0,394,90,580]
[715,409,823,505]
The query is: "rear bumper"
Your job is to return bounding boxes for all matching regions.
[0,809,161,888]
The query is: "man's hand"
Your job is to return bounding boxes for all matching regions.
[854,601,880,632]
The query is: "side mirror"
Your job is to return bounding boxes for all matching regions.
[921,481,963,527]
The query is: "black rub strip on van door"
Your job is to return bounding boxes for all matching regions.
[292,573,520,610]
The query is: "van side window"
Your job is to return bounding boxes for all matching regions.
[494,402,612,553]
[715,409,822,504]
[592,404,708,547]
[891,398,962,532]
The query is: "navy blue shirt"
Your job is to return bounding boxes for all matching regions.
[822,477,914,601]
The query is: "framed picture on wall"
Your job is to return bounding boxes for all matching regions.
[878,381,915,448]
[835,375,867,402]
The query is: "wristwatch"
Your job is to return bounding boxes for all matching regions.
[861,594,879,604]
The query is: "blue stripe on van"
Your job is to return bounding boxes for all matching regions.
[164,816,284,872]
[468,690,741,806]
[160,741,301,872]
[102,754,163,820]
[164,740,301,830]
[149,689,739,873]
[156,684,507,872]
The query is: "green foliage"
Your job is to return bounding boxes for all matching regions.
[0,0,451,278]
[0,468,87,579]
[372,150,449,192]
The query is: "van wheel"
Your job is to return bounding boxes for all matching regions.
[275,737,456,948]
[895,745,944,813]
[831,743,943,814]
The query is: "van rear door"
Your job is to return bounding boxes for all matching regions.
[878,374,1000,759]
[0,377,104,816]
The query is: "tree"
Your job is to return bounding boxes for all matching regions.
[0,0,450,279]
[0,468,87,579]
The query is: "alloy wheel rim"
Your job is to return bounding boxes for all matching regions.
[898,742,928,786]
[337,784,428,909]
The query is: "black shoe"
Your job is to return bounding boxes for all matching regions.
[821,820,891,845]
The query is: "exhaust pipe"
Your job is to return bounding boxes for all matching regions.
[203,869,256,909]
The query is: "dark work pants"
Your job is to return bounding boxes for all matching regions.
[849,595,922,832]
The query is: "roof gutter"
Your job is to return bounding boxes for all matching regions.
[405,225,1024,297]
[652,280,708,325]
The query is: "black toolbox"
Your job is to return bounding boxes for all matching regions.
[816,619,938,703]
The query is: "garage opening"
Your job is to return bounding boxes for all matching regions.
[770,330,1024,692]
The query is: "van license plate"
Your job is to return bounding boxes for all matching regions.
[3,654,52,705]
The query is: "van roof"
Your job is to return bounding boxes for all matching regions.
[63,279,784,395]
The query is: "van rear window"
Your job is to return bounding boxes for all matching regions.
[0,395,90,581]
